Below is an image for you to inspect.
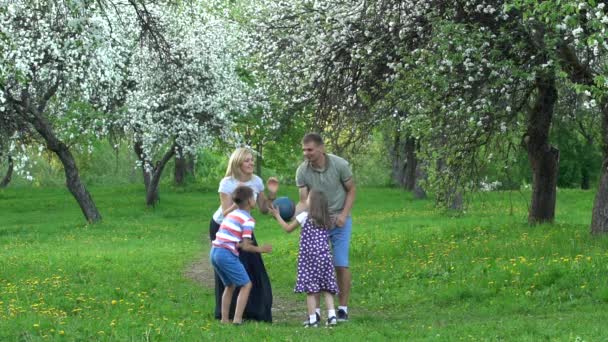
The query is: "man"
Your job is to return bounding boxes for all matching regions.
[295,133,356,322]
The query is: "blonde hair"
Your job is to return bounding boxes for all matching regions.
[225,147,254,181]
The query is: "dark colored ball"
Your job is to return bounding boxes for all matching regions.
[273,196,295,221]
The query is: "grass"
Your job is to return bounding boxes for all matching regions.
[1,185,608,341]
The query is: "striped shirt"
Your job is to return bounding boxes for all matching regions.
[212,209,255,255]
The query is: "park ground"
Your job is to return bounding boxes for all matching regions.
[1,185,608,341]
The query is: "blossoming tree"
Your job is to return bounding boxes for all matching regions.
[121,3,253,206]
[0,1,135,222]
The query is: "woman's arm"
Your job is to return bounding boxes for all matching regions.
[220,192,237,217]
[257,177,279,214]
[239,238,272,253]
[257,192,272,214]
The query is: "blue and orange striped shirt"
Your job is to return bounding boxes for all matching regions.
[212,209,255,255]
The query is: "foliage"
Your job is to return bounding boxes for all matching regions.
[0,0,134,176]
[121,2,257,170]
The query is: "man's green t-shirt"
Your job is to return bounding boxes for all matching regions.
[296,153,353,215]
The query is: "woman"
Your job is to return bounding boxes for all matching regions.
[209,147,278,323]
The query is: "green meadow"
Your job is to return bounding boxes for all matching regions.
[1,185,608,341]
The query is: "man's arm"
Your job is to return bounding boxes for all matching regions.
[336,178,356,227]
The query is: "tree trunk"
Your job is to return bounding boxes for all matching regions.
[591,102,608,234]
[413,161,427,199]
[403,137,417,191]
[146,146,175,207]
[146,172,161,206]
[187,157,195,178]
[255,143,263,179]
[174,155,186,185]
[581,167,590,190]
[135,143,176,207]
[525,72,559,224]
[556,42,608,233]
[174,145,186,186]
[134,140,151,188]
[449,191,463,211]
[1,155,13,188]
[30,112,102,223]
[391,132,407,187]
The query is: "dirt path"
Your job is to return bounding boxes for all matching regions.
[184,246,305,324]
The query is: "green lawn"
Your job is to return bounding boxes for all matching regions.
[1,185,607,341]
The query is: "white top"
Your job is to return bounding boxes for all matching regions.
[212,175,264,224]
[295,211,308,226]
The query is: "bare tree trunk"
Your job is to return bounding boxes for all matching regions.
[581,167,590,190]
[30,112,102,223]
[146,170,161,206]
[449,192,463,211]
[556,43,608,233]
[436,156,463,210]
[134,140,151,189]
[403,137,417,191]
[145,145,175,207]
[413,161,427,199]
[391,132,407,187]
[391,134,419,190]
[134,139,176,207]
[255,143,263,179]
[591,102,608,234]
[524,72,559,224]
[174,145,186,186]
[1,155,13,188]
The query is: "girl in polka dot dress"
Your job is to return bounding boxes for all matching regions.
[270,190,339,327]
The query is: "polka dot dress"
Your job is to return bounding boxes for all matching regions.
[294,218,339,294]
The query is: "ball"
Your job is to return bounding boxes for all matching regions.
[272,196,295,221]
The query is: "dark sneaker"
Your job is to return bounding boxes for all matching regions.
[326,316,337,326]
[302,313,321,326]
[337,309,348,322]
[304,320,319,328]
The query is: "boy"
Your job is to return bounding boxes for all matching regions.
[210,185,272,324]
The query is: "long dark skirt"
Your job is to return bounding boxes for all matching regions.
[209,219,273,322]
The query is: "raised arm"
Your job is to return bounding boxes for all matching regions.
[268,205,300,233]
[257,177,279,214]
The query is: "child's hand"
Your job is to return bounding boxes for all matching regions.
[260,244,272,253]
[268,204,280,218]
